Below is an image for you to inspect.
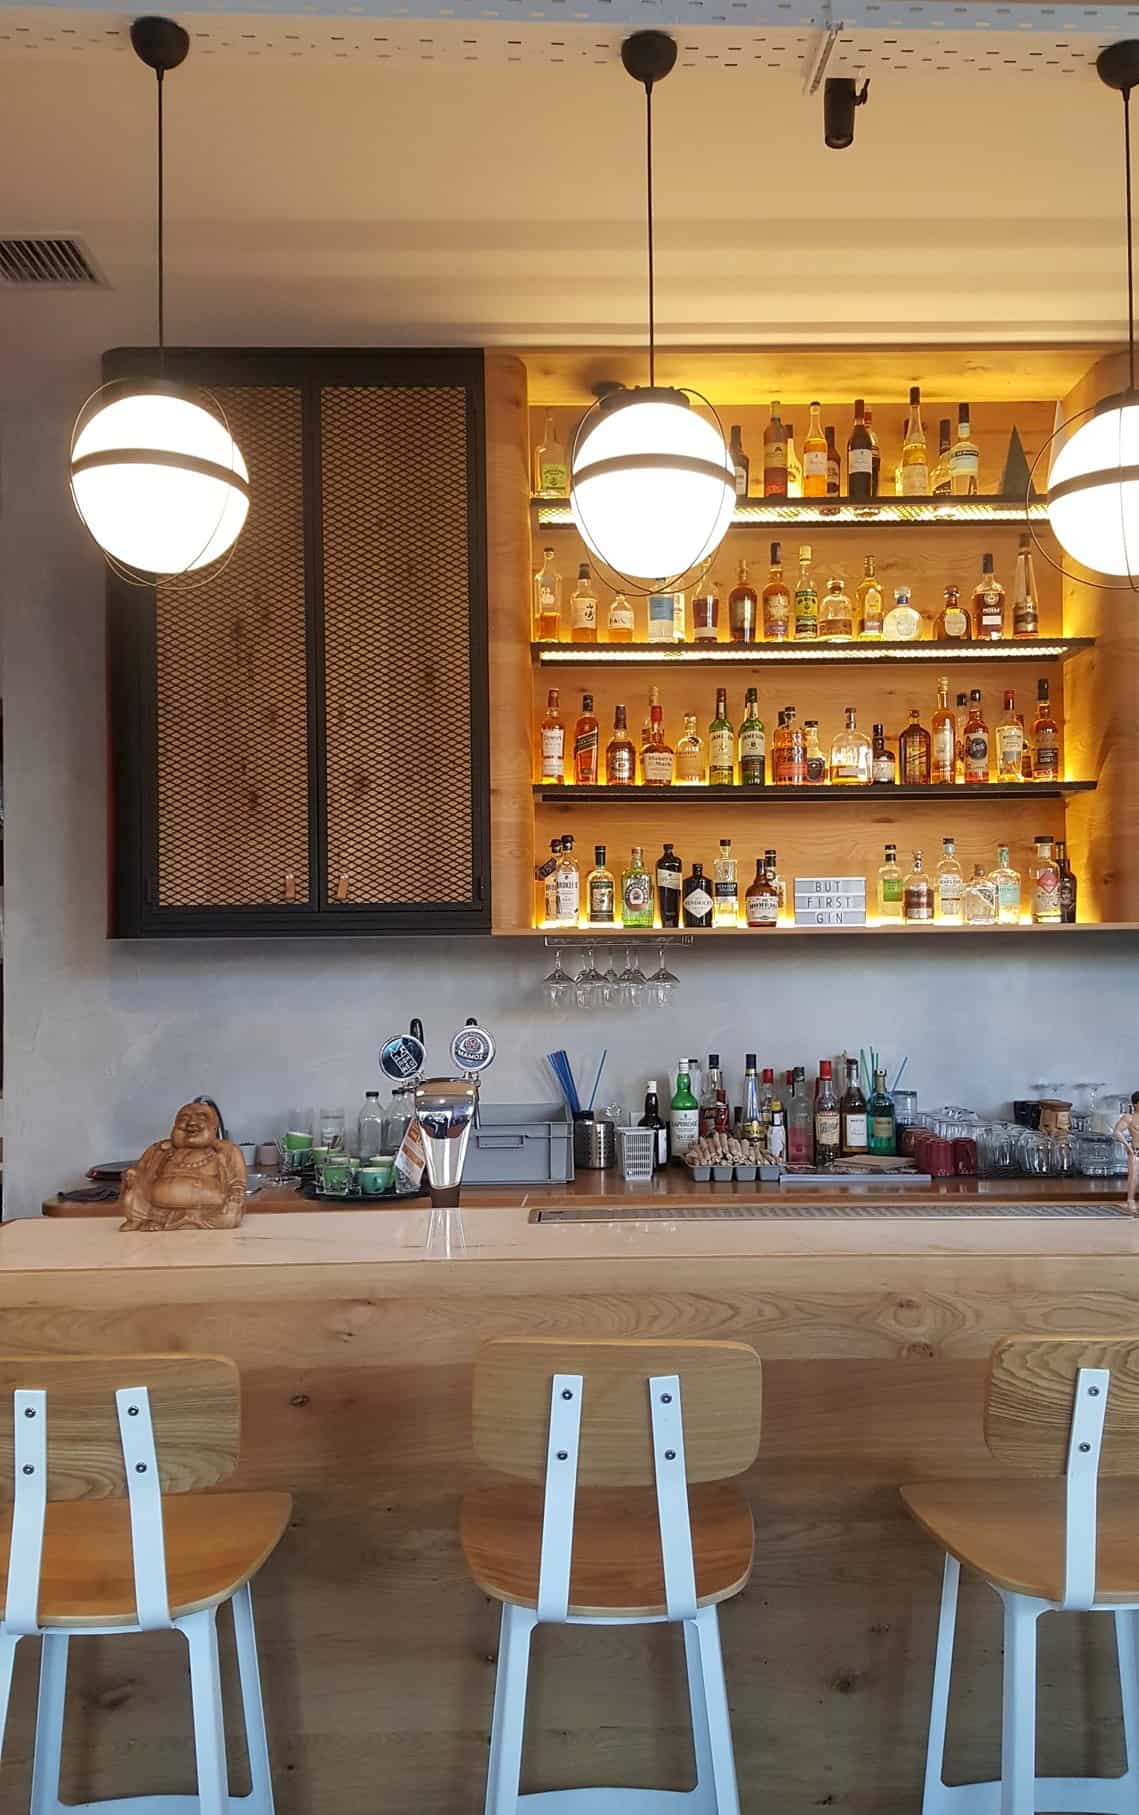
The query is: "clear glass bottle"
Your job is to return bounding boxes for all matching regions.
[657,842,683,927]
[990,845,1022,925]
[954,691,969,780]
[931,418,952,496]
[829,705,872,785]
[803,402,828,497]
[787,1067,814,1164]
[868,1070,897,1155]
[782,706,806,786]
[587,844,616,925]
[856,554,884,638]
[848,399,874,504]
[569,562,598,644]
[815,1061,840,1166]
[540,687,565,784]
[962,689,991,784]
[605,703,636,787]
[741,1055,762,1140]
[785,421,803,498]
[762,542,792,641]
[1032,678,1061,780]
[883,585,923,641]
[607,591,635,644]
[712,838,739,926]
[699,1054,727,1140]
[745,856,780,927]
[1031,834,1062,924]
[935,584,971,641]
[963,862,998,925]
[825,424,841,496]
[900,385,929,495]
[729,559,758,644]
[972,553,1005,640]
[729,424,749,499]
[621,845,653,928]
[818,575,854,641]
[534,412,568,498]
[533,547,562,641]
[936,836,964,923]
[840,1058,869,1155]
[871,722,896,785]
[931,677,956,784]
[804,719,828,783]
[691,563,719,642]
[949,402,980,496]
[764,401,787,497]
[1012,534,1039,638]
[708,687,735,786]
[794,544,818,641]
[675,714,706,784]
[682,862,714,928]
[669,1062,701,1160]
[554,834,581,925]
[538,835,563,925]
[903,850,934,922]
[358,1091,386,1161]
[877,843,904,922]
[996,689,1025,782]
[899,708,932,785]
[738,686,766,786]
[640,687,675,786]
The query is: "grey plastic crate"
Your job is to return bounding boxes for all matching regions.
[463,1102,574,1185]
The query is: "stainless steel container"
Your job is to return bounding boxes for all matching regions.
[572,1112,616,1171]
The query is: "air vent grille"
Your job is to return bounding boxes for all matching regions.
[0,237,104,286]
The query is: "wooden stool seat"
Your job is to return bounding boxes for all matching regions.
[462,1480,754,1618]
[902,1477,1139,1605]
[0,1489,292,1628]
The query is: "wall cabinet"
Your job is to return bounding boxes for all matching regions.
[107,348,490,937]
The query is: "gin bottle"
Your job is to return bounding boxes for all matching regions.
[990,845,1022,925]
[903,851,934,922]
[829,706,872,786]
[963,863,998,925]
[712,839,739,926]
[935,837,964,923]
[621,846,654,928]
[877,843,904,922]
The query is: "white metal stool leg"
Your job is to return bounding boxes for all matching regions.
[1115,1611,1139,1809]
[683,1618,715,1810]
[692,1607,740,1815]
[182,1608,229,1815]
[232,1585,275,1815]
[999,1594,1041,1815]
[485,1603,536,1815]
[30,1632,69,1815]
[0,1629,19,1763]
[922,1556,961,1815]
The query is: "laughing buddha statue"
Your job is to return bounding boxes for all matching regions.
[121,1100,247,1231]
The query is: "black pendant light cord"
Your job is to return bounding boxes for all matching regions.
[1126,84,1136,392]
[645,79,656,387]
[156,66,166,362]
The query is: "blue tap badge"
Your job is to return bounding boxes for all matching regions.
[450,1022,496,1076]
[379,1032,427,1084]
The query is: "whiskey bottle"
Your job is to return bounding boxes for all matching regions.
[935,584,971,641]
[963,863,998,924]
[762,542,792,641]
[900,386,929,495]
[573,692,599,785]
[712,838,739,927]
[738,686,767,786]
[691,563,720,642]
[903,851,934,922]
[804,719,828,783]
[586,845,616,925]
[763,401,788,497]
[847,399,874,504]
[785,421,803,497]
[657,842,683,927]
[931,677,956,784]
[782,706,807,785]
[641,687,675,787]
[744,857,780,927]
[990,845,1022,924]
[554,834,581,925]
[669,1064,701,1159]
[825,425,841,496]
[883,585,922,641]
[1057,839,1078,923]
[899,708,932,785]
[621,846,654,928]
[1012,534,1039,638]
[871,722,896,785]
[949,403,980,496]
[764,847,787,918]
[815,1061,841,1166]
[605,703,636,787]
[708,687,735,785]
[1031,678,1060,780]
[936,836,964,923]
[962,690,991,784]
[865,409,882,496]
[569,563,598,644]
[972,553,1005,640]
[868,1070,897,1154]
[819,575,854,641]
[954,692,969,780]
[794,545,819,641]
[931,419,952,496]
[729,424,750,499]
[682,862,714,928]
[534,412,568,498]
[646,592,675,645]
[540,687,566,784]
[840,1058,869,1155]
[803,402,827,498]
[856,554,884,638]
[829,706,872,785]
[537,835,563,925]
[729,560,758,644]
[877,843,904,921]
[533,547,562,641]
[607,591,635,644]
[770,710,787,783]
[996,690,1025,782]
[1031,834,1062,924]
[675,714,706,784]
[1020,716,1033,780]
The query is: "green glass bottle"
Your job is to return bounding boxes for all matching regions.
[867,1069,897,1156]
[621,845,654,928]
[669,1062,701,1160]
[708,686,735,786]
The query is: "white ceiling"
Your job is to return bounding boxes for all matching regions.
[0,1,1130,393]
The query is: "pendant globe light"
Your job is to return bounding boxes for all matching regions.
[69,17,249,579]
[569,32,735,589]
[1044,41,1139,583]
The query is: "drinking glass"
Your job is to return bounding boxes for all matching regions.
[618,945,647,1008]
[319,1107,346,1151]
[574,946,606,1011]
[542,949,573,1010]
[645,943,679,1008]
[602,946,621,1006]
[279,1107,314,1177]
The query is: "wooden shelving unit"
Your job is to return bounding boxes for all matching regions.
[533,493,1051,529]
[533,781,1096,805]
[530,921,1139,940]
[532,637,1093,667]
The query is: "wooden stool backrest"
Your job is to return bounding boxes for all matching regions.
[472,1337,762,1486]
[986,1335,1139,1476]
[0,1354,240,1500]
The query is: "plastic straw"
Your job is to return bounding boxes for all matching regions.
[891,1055,909,1093]
[588,1049,608,1113]
[547,1050,581,1116]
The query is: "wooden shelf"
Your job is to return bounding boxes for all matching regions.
[534,781,1097,805]
[527,921,1138,939]
[532,638,1091,668]
[532,494,1050,530]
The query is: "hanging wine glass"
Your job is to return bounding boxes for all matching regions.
[574,946,606,1011]
[618,944,647,1009]
[646,942,679,1008]
[543,949,573,1010]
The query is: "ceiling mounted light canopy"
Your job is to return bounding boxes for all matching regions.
[69,16,249,579]
[569,32,734,589]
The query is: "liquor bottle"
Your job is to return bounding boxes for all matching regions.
[787,1068,814,1164]
[883,585,922,641]
[770,710,787,783]
[657,842,683,927]
[996,690,1025,782]
[954,692,969,780]
[794,545,818,640]
[621,845,654,927]
[785,421,804,498]
[669,1063,701,1161]
[540,687,566,784]
[865,408,882,495]
[765,847,787,917]
[972,553,1005,640]
[931,419,952,496]
[825,425,841,496]
[900,386,929,495]
[990,845,1022,924]
[534,412,568,498]
[803,402,828,497]
[877,843,904,921]
[903,851,934,922]
[692,563,720,642]
[963,863,998,925]
[672,589,687,643]
[569,562,598,644]
[1031,678,1060,780]
[936,836,964,923]
[1020,717,1033,780]
[682,861,714,928]
[536,835,563,924]
[935,584,972,641]
[899,708,932,785]
[847,399,874,503]
[533,547,562,641]
[1031,834,1062,924]
[712,838,739,926]
[700,1055,728,1140]
[738,686,767,786]
[949,403,980,496]
[1011,534,1039,638]
[829,706,872,785]
[639,1080,669,1169]
[840,1059,869,1155]
[767,1102,787,1161]
[819,575,854,641]
[745,856,779,927]
[871,723,896,785]
[605,703,636,787]
[607,591,635,644]
[728,560,758,644]
[741,1056,762,1140]
[782,706,806,785]
[641,687,675,786]
[867,1070,897,1155]
[764,402,788,497]
[1057,839,1078,923]
[573,693,599,785]
[709,687,735,785]
[645,592,676,646]
[729,424,749,499]
[815,1061,841,1167]
[962,689,991,784]
[554,834,580,925]
[586,845,616,924]
[856,555,884,638]
[804,719,828,783]
[675,714,705,784]
[931,678,956,785]
[762,542,792,641]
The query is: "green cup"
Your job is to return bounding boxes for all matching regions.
[358,1160,395,1197]
[282,1129,313,1153]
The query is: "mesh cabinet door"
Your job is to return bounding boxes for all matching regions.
[319,373,489,926]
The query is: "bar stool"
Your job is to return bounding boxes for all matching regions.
[461,1335,762,1815]
[902,1334,1139,1815]
[0,1353,291,1814]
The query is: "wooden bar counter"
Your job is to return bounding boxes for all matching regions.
[2,1194,1138,1813]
